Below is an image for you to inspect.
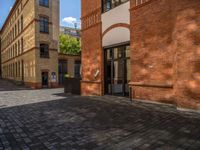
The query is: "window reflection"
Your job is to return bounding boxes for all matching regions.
[102,0,129,13]
[105,44,130,96]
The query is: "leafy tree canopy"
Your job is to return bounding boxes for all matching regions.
[59,34,81,55]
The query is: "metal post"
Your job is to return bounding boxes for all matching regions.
[0,37,2,79]
[129,86,132,102]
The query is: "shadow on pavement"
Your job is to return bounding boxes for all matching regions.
[0,79,31,92]
[0,96,200,149]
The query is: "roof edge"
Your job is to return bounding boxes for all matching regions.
[0,0,20,34]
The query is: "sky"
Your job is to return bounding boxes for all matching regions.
[0,0,81,29]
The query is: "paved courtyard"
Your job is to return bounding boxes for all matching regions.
[0,79,200,150]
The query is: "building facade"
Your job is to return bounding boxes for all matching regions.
[0,0,60,88]
[81,0,200,109]
[58,53,81,85]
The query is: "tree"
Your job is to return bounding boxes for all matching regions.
[59,34,81,55]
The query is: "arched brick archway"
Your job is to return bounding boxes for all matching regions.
[102,23,130,38]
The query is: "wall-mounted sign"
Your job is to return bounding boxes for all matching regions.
[51,72,56,82]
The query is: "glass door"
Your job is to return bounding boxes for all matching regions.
[105,49,112,94]
[104,44,130,97]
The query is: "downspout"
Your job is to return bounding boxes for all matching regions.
[0,36,2,78]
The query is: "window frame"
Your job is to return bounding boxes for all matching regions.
[39,0,49,8]
[102,0,129,13]
[40,43,50,58]
[21,15,23,31]
[39,16,49,33]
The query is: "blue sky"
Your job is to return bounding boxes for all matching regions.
[0,0,81,29]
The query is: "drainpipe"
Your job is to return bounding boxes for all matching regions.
[0,36,2,79]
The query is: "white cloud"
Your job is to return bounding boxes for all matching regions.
[62,17,81,28]
[62,17,77,24]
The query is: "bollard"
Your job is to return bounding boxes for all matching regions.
[129,87,133,103]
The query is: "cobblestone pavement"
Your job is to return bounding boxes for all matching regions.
[0,79,200,150]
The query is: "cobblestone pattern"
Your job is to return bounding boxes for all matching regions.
[0,79,200,150]
[0,80,65,108]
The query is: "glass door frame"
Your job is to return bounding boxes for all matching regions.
[104,43,130,97]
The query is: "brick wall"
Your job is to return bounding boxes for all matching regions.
[82,0,200,109]
[81,0,104,96]
[130,0,200,109]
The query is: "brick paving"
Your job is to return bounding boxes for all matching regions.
[0,79,200,150]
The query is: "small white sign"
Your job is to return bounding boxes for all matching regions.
[51,72,56,82]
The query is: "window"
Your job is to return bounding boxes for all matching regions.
[74,60,81,78]
[14,24,17,37]
[40,44,49,58]
[15,43,17,57]
[39,16,49,33]
[102,0,129,13]
[18,61,20,77]
[15,62,17,77]
[103,0,111,12]
[39,0,49,7]
[18,40,20,54]
[18,20,20,33]
[21,38,24,53]
[12,28,14,40]
[21,16,23,31]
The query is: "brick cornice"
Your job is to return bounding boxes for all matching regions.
[130,0,156,11]
[2,47,36,64]
[81,22,102,32]
[49,49,58,52]
[58,53,81,57]
[129,82,173,88]
[81,8,101,31]
[2,47,58,64]
[81,80,102,84]
[81,8,101,20]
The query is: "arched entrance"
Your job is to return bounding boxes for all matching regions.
[102,26,130,96]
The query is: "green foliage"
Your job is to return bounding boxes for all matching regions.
[59,34,81,55]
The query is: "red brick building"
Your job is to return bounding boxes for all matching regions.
[81,0,200,109]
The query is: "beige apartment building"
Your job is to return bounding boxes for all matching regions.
[0,0,60,88]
